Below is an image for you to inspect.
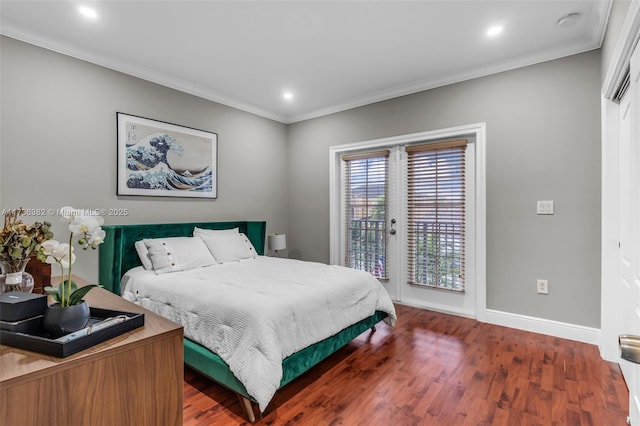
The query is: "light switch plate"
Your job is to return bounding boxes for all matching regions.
[537,200,554,215]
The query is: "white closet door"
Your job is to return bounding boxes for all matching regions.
[618,42,640,425]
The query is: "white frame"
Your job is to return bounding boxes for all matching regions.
[329,123,487,320]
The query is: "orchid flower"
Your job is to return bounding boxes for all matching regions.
[58,206,77,222]
[41,240,76,268]
[44,206,105,307]
[85,227,106,247]
[69,214,104,235]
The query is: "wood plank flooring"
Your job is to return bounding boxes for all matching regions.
[183,304,629,425]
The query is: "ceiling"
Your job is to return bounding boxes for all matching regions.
[0,1,611,124]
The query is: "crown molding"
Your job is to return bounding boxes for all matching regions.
[602,0,640,99]
[287,40,603,124]
[1,25,288,124]
[593,0,614,48]
[2,3,610,126]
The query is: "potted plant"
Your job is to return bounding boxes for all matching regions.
[42,206,106,336]
[0,208,53,293]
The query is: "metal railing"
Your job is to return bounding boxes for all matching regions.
[410,221,464,291]
[348,219,386,278]
[348,220,464,290]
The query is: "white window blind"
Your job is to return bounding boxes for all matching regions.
[343,150,389,279]
[406,139,467,291]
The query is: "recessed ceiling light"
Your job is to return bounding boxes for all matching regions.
[78,5,98,20]
[487,25,503,37]
[557,13,581,28]
[283,92,294,100]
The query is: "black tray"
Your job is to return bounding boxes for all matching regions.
[0,307,144,357]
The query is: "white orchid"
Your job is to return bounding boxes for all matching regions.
[41,240,76,268]
[68,213,105,249]
[44,206,105,307]
[85,226,106,247]
[69,214,104,234]
[58,205,77,222]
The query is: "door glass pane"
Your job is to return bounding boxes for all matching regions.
[407,143,466,291]
[345,155,387,278]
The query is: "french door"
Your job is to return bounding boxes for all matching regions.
[330,125,485,319]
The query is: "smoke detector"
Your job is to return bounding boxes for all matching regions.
[557,13,581,28]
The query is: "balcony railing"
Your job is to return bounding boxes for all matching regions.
[348,219,386,278]
[410,221,464,291]
[348,220,464,290]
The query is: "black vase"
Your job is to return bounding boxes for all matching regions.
[43,300,90,337]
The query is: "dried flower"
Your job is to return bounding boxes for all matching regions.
[0,208,53,262]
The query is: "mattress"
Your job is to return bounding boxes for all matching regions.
[120,256,396,411]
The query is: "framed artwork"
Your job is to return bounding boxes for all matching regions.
[117,113,217,198]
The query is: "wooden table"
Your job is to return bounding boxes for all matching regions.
[0,279,184,426]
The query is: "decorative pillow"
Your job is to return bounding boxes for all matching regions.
[197,232,257,263]
[135,241,153,270]
[193,227,239,238]
[142,237,216,274]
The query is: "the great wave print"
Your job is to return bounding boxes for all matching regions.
[118,114,217,198]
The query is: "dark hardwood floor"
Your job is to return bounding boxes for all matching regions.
[183,304,629,425]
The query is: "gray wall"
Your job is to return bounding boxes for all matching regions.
[287,50,602,328]
[0,35,603,328]
[0,36,289,282]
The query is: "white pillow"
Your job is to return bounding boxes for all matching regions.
[193,227,239,238]
[135,241,153,270]
[142,237,216,274]
[197,232,257,263]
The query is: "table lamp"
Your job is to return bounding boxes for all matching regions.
[267,233,286,257]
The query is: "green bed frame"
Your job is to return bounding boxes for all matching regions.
[98,221,386,422]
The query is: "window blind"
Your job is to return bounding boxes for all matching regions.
[343,150,389,279]
[406,140,467,291]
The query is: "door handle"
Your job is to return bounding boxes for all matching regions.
[619,334,640,364]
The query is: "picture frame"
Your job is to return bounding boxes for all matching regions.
[117,112,218,198]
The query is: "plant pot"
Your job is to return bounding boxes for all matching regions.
[0,258,35,293]
[43,300,90,337]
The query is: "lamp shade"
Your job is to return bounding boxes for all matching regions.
[267,233,286,251]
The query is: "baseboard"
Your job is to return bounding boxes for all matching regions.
[485,309,601,345]
[395,302,602,345]
[395,299,476,319]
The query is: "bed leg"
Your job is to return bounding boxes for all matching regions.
[237,394,257,423]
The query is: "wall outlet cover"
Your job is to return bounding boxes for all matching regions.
[537,279,549,294]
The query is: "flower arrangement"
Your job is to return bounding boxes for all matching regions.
[0,208,53,262]
[43,206,106,307]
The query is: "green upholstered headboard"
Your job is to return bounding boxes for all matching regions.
[98,221,266,295]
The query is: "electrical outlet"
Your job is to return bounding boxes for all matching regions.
[537,279,548,294]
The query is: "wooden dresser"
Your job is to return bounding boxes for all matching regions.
[0,281,184,426]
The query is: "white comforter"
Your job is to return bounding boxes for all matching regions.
[120,256,396,411]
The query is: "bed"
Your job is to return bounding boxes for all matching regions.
[98,220,395,422]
